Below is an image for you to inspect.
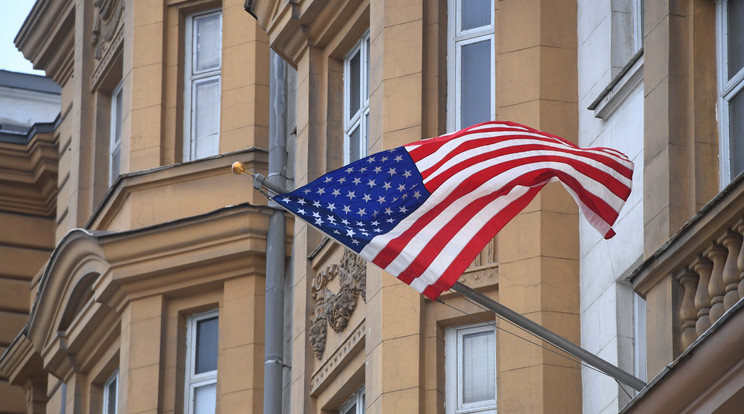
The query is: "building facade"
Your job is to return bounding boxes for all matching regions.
[2,0,744,413]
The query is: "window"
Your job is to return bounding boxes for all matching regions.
[343,32,370,164]
[445,323,497,414]
[633,293,647,383]
[339,386,365,414]
[633,0,644,52]
[110,81,123,185]
[184,10,222,161]
[717,0,744,185]
[185,310,219,414]
[447,0,495,131]
[103,370,118,414]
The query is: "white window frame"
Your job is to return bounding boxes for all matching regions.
[447,0,496,132]
[109,80,123,186]
[717,0,744,186]
[339,386,365,414]
[102,369,119,414]
[633,0,644,52]
[183,9,222,162]
[343,32,370,164]
[184,309,219,414]
[633,293,647,384]
[445,323,497,414]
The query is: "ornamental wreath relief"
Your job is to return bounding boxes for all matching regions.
[309,249,366,360]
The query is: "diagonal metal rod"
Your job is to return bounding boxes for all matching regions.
[231,164,646,392]
[451,281,647,391]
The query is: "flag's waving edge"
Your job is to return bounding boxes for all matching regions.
[274,121,634,300]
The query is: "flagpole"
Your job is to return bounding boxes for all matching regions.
[231,165,646,392]
[450,281,646,391]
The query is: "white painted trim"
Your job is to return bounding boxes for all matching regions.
[590,53,644,120]
[102,369,119,414]
[343,32,370,164]
[447,0,495,132]
[716,0,744,187]
[445,323,497,414]
[183,9,222,162]
[633,293,647,383]
[184,309,219,414]
[109,80,123,186]
[339,386,365,414]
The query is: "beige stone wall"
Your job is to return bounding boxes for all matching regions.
[4,1,275,414]
[253,0,582,413]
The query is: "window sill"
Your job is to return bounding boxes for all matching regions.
[588,48,644,120]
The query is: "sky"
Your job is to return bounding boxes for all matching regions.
[0,0,44,75]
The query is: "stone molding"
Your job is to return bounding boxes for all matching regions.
[92,0,124,60]
[0,127,58,216]
[309,248,366,360]
[310,318,365,394]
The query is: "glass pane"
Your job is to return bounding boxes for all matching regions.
[460,40,492,129]
[193,383,217,414]
[105,377,117,414]
[461,330,495,404]
[728,0,744,78]
[111,148,120,181]
[195,316,219,374]
[348,50,361,119]
[114,88,123,144]
[194,14,221,73]
[729,90,744,178]
[365,37,370,99]
[461,0,491,31]
[349,125,361,162]
[193,78,220,159]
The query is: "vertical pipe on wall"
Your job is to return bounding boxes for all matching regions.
[264,50,288,414]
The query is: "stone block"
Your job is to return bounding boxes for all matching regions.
[382,20,423,81]
[381,73,422,133]
[540,47,578,104]
[380,387,421,413]
[498,47,541,107]
[643,16,669,96]
[132,23,164,68]
[380,284,422,341]
[0,311,28,345]
[499,0,540,53]
[126,365,160,413]
[133,0,164,28]
[219,344,263,393]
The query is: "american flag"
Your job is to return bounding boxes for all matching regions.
[274,121,633,300]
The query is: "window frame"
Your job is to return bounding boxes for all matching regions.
[445,322,497,414]
[102,369,119,414]
[183,8,223,162]
[339,386,365,414]
[447,0,496,132]
[184,309,219,414]
[343,32,370,165]
[717,0,744,186]
[109,80,123,186]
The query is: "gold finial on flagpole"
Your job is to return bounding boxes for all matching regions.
[232,161,246,175]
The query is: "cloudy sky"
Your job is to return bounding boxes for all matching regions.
[0,0,44,75]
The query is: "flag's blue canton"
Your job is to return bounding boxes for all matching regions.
[274,147,432,253]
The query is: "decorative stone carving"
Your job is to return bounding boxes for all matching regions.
[92,0,124,60]
[308,249,366,360]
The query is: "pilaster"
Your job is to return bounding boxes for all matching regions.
[496,0,581,413]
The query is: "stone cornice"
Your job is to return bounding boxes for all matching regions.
[0,123,58,217]
[15,0,75,85]
[629,172,744,296]
[25,202,285,380]
[247,0,367,66]
[0,332,45,386]
[87,147,269,231]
